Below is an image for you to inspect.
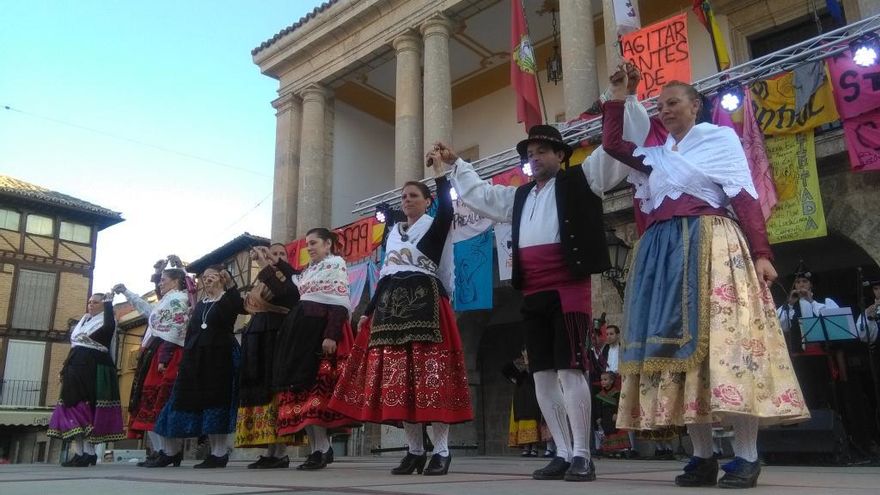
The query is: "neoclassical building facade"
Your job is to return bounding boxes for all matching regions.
[254,0,880,455]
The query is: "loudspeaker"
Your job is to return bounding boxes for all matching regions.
[758,409,847,459]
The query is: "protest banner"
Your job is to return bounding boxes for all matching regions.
[748,70,838,135]
[827,49,880,120]
[843,108,880,172]
[494,223,513,281]
[765,132,828,244]
[453,228,494,311]
[621,12,691,100]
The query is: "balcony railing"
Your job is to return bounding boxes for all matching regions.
[0,379,46,407]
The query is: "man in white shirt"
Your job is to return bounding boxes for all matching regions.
[857,280,880,346]
[777,269,839,351]
[437,81,649,482]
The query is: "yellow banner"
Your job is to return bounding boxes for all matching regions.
[765,132,827,244]
[749,70,839,135]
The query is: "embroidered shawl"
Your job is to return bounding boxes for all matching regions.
[70,312,109,353]
[143,289,189,347]
[295,254,351,313]
[380,213,455,295]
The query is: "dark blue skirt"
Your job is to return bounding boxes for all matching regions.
[154,343,240,437]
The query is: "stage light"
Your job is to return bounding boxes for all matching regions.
[522,161,533,177]
[449,187,458,201]
[718,83,744,112]
[375,203,389,223]
[851,33,880,67]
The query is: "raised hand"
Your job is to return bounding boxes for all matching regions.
[112,283,127,294]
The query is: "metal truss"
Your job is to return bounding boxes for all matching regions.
[352,13,880,216]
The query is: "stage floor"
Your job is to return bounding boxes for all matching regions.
[1,456,878,494]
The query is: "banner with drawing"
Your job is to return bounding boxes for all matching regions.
[493,223,513,281]
[843,108,880,172]
[765,131,828,244]
[748,71,839,135]
[453,228,494,311]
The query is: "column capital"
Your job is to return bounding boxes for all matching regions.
[271,92,300,113]
[393,30,422,54]
[300,83,330,103]
[420,13,453,38]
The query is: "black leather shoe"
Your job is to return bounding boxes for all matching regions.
[325,446,334,464]
[248,455,276,469]
[72,453,97,467]
[718,457,760,489]
[564,456,596,481]
[194,453,229,469]
[143,451,183,468]
[297,451,328,470]
[137,451,159,467]
[61,454,82,467]
[423,453,451,476]
[532,456,571,480]
[391,452,427,475]
[675,456,719,487]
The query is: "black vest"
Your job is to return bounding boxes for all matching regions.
[510,165,611,290]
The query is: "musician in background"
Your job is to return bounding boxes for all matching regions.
[857,280,880,347]
[776,266,839,352]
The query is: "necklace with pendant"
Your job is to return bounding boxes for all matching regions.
[399,223,410,242]
[200,296,220,330]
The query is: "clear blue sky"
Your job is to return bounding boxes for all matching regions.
[1,0,324,296]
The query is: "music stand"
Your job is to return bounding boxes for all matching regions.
[801,308,859,344]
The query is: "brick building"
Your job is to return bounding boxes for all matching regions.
[0,175,122,463]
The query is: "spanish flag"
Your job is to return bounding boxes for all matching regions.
[693,0,731,70]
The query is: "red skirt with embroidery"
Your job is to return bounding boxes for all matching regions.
[128,346,182,437]
[328,297,473,424]
[275,321,356,435]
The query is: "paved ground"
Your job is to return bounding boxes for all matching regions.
[2,456,879,495]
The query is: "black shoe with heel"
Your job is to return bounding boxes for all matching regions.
[423,453,451,476]
[61,454,81,467]
[718,457,760,489]
[391,452,427,475]
[297,451,328,470]
[675,456,719,487]
[194,453,229,469]
[143,451,183,468]
[532,456,571,480]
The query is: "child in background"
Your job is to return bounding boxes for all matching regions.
[594,371,631,457]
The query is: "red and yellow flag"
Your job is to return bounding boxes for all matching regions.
[510,0,541,132]
[693,0,731,70]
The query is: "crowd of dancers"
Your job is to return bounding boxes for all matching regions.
[44,64,810,489]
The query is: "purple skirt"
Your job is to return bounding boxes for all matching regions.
[48,349,124,443]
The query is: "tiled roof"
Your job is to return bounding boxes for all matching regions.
[0,174,123,227]
[188,232,270,274]
[252,0,340,56]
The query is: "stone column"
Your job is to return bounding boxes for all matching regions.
[602,0,621,77]
[857,0,880,18]
[296,83,329,237]
[393,31,424,185]
[561,0,599,118]
[270,93,302,243]
[421,14,453,177]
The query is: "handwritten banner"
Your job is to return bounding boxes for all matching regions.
[765,132,828,244]
[843,108,880,172]
[285,217,385,271]
[621,12,691,100]
[452,199,494,243]
[494,223,513,281]
[749,70,838,135]
[491,167,531,187]
[827,50,880,120]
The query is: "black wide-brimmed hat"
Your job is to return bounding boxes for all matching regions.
[516,124,573,161]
